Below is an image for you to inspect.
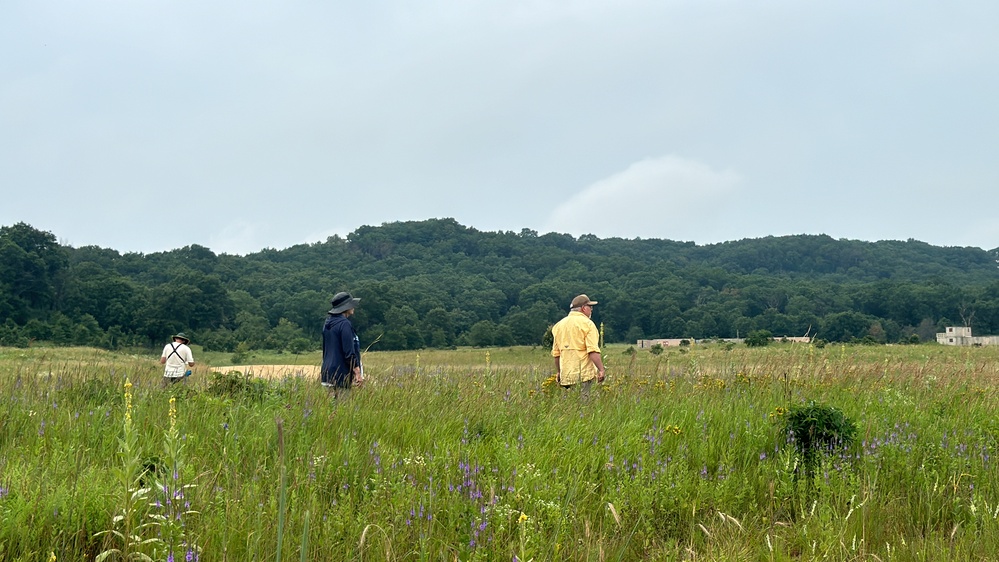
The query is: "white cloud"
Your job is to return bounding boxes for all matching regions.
[3,2,998,253]
[542,155,741,240]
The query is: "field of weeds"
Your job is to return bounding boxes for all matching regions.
[1,342,998,561]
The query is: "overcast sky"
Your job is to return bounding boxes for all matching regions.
[3,1,998,255]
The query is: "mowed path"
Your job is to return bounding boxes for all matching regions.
[210,364,320,380]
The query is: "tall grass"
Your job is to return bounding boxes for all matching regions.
[1,343,998,560]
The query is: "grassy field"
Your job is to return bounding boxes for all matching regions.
[1,342,998,561]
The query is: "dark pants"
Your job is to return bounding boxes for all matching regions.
[560,379,594,396]
[322,377,353,399]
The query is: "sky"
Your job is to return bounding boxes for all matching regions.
[2,1,998,255]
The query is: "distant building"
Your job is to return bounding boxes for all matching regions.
[936,326,999,346]
[637,338,692,349]
[637,335,810,349]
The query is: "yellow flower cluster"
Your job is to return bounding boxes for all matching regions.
[541,374,558,389]
[663,424,682,435]
[169,396,177,430]
[653,380,676,391]
[123,379,133,422]
[736,372,751,384]
[768,406,787,420]
[695,377,726,390]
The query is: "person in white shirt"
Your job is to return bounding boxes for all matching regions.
[160,332,195,385]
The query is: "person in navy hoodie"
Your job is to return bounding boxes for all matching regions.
[321,291,364,395]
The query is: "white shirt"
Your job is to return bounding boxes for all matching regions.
[161,342,194,376]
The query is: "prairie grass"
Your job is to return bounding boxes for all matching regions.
[1,342,998,561]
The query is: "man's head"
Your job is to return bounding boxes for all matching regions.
[570,294,598,317]
[172,333,191,345]
[329,292,361,315]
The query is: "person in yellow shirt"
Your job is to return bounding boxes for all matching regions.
[551,294,606,390]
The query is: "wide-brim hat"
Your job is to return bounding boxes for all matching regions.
[570,294,598,308]
[172,333,191,344]
[329,291,360,314]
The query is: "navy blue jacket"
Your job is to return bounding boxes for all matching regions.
[321,314,361,387]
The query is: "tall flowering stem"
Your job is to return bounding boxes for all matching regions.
[95,377,158,561]
[155,395,200,562]
[124,379,133,423]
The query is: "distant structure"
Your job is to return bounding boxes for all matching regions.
[637,335,810,349]
[936,326,999,346]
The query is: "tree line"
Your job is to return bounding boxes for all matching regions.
[2,219,998,352]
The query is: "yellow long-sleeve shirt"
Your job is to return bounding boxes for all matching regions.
[551,311,601,385]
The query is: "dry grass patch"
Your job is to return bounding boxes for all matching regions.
[210,364,320,380]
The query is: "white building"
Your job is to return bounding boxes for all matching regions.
[637,335,810,349]
[936,326,999,346]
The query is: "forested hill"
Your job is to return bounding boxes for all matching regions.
[341,220,998,282]
[2,219,998,351]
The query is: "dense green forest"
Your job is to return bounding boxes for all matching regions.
[1,219,998,352]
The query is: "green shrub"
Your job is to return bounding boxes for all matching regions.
[745,330,773,347]
[205,370,270,402]
[781,401,857,491]
[230,341,251,363]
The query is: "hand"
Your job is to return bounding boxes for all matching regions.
[597,370,605,383]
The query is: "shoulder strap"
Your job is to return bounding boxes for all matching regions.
[168,343,185,361]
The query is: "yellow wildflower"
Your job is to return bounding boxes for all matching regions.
[169,396,177,430]
[123,378,134,422]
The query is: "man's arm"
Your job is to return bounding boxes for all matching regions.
[589,351,605,382]
[583,322,604,382]
[551,324,561,380]
[340,326,363,383]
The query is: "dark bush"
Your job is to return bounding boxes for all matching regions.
[745,330,773,347]
[206,370,270,402]
[781,401,857,492]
